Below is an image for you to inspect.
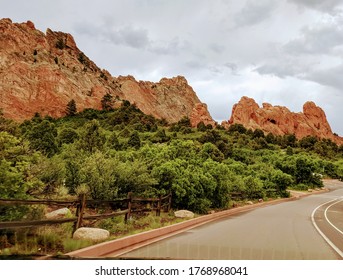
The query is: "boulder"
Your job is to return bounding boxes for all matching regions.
[45,208,71,219]
[174,210,194,218]
[73,227,110,242]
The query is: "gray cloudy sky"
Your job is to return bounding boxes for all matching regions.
[1,0,343,135]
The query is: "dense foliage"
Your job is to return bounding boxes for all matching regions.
[1,103,343,219]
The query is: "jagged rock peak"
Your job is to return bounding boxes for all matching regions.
[0,18,214,127]
[226,96,342,144]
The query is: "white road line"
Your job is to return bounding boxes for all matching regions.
[311,198,343,258]
[324,199,343,235]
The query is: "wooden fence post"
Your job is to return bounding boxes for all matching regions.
[125,192,132,223]
[74,193,86,233]
[156,195,162,216]
[167,192,172,212]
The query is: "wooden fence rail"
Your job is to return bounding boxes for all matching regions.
[0,192,172,232]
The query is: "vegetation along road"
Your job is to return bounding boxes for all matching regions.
[113,180,343,260]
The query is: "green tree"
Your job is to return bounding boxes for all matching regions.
[293,156,322,187]
[286,146,293,156]
[60,144,85,194]
[243,176,265,199]
[151,129,169,143]
[0,109,19,135]
[128,131,141,149]
[270,170,293,196]
[200,143,224,162]
[78,119,105,153]
[265,133,276,144]
[282,134,297,148]
[25,120,58,157]
[101,93,115,111]
[37,156,65,195]
[78,52,87,65]
[299,136,318,149]
[198,130,222,144]
[81,152,118,200]
[252,129,265,139]
[115,160,157,196]
[57,128,79,145]
[197,121,207,132]
[65,159,81,194]
[65,99,77,116]
[228,123,247,134]
[0,132,44,221]
[106,132,121,150]
[177,116,191,128]
[203,160,238,208]
[295,157,312,184]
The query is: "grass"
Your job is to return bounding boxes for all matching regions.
[0,211,186,257]
[97,212,185,240]
[63,238,94,253]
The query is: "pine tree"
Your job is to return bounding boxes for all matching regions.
[101,93,114,111]
[66,99,77,116]
[128,131,141,149]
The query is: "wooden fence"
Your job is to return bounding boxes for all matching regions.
[0,192,172,233]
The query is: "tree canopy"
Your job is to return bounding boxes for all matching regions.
[1,102,342,217]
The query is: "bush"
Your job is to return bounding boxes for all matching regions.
[243,176,265,199]
[78,119,105,153]
[55,38,65,49]
[128,131,141,149]
[228,124,247,134]
[25,120,58,157]
[58,128,79,145]
[197,121,207,132]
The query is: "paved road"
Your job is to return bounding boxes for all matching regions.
[115,180,343,260]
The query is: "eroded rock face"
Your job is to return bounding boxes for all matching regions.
[190,103,216,127]
[0,18,214,126]
[227,96,343,144]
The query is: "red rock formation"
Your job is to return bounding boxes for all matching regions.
[226,96,343,144]
[0,18,214,126]
[190,103,216,127]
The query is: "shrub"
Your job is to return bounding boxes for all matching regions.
[55,38,65,49]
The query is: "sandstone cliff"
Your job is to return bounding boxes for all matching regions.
[224,96,343,144]
[0,18,215,126]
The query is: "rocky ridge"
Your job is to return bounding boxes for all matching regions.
[0,18,215,126]
[1,19,341,144]
[223,96,343,144]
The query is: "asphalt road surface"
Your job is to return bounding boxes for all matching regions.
[115,180,343,260]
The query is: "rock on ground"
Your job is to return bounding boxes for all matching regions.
[174,210,195,218]
[45,208,71,219]
[73,227,110,242]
